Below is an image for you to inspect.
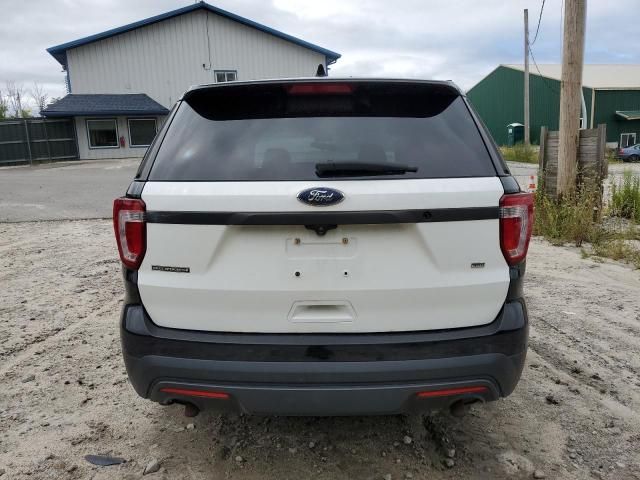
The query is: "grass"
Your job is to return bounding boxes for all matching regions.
[533,179,601,247]
[500,143,538,164]
[591,238,640,268]
[606,148,621,164]
[609,171,640,222]
[534,174,640,268]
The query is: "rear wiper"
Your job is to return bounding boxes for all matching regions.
[315,162,418,177]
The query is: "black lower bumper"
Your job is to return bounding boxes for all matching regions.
[120,299,528,416]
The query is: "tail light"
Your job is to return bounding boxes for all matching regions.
[113,198,146,270]
[287,83,353,95]
[499,192,534,265]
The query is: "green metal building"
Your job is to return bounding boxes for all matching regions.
[467,64,640,147]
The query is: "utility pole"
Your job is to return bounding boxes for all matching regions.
[557,0,587,195]
[524,9,530,145]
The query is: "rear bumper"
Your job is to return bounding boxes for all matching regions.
[120,299,528,415]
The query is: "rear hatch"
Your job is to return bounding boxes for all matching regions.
[135,80,510,333]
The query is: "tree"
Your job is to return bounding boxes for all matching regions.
[5,81,26,118]
[30,82,49,116]
[0,89,8,119]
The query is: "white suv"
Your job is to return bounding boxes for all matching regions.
[114,79,533,417]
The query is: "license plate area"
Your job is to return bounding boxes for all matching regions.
[285,236,357,259]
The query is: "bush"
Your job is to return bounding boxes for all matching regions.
[533,181,601,246]
[609,171,640,222]
[534,176,640,268]
[500,143,538,164]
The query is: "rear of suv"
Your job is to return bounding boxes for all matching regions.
[115,79,532,417]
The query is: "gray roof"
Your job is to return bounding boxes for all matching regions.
[504,64,640,90]
[41,94,169,117]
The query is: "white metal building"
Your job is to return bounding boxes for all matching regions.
[42,1,340,160]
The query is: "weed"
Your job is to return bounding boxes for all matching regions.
[534,175,640,268]
[500,143,538,164]
[609,171,640,222]
[533,180,601,247]
[606,148,621,164]
[592,239,640,269]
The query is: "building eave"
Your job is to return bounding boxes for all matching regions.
[40,94,170,117]
[594,87,640,91]
[499,64,592,88]
[46,1,340,68]
[42,110,169,118]
[615,110,640,121]
[466,65,504,94]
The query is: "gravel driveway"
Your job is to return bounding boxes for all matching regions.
[0,219,639,480]
[0,159,138,222]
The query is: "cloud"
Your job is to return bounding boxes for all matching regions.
[0,0,638,109]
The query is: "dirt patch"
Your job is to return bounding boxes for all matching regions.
[0,220,639,479]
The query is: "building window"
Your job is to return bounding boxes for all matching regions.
[87,119,118,149]
[215,70,237,83]
[620,133,637,148]
[128,118,157,147]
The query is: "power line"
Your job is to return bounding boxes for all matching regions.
[528,44,559,94]
[531,0,546,45]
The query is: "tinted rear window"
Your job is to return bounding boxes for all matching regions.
[149,82,495,181]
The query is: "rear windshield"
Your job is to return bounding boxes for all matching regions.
[148,82,496,181]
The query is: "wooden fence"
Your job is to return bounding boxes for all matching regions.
[538,124,607,198]
[0,118,78,166]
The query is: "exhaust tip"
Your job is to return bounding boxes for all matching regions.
[184,402,200,418]
[449,398,483,418]
[449,400,467,417]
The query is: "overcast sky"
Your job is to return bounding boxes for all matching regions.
[1,0,638,109]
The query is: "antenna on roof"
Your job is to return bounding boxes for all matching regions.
[316,64,326,77]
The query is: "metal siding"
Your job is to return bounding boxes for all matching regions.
[75,115,165,160]
[47,3,339,66]
[66,10,325,109]
[467,66,528,145]
[593,90,640,145]
[0,119,78,165]
[467,66,560,145]
[468,66,595,146]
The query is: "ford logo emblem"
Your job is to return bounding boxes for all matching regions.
[297,187,344,206]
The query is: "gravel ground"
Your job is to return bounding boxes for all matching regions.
[1,220,639,480]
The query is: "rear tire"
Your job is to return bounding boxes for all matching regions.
[630,155,640,163]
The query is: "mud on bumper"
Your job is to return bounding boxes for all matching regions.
[120,299,528,416]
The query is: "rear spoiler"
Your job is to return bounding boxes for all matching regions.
[182,80,463,121]
[181,78,463,100]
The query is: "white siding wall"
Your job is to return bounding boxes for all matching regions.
[75,115,165,160]
[66,10,326,108]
